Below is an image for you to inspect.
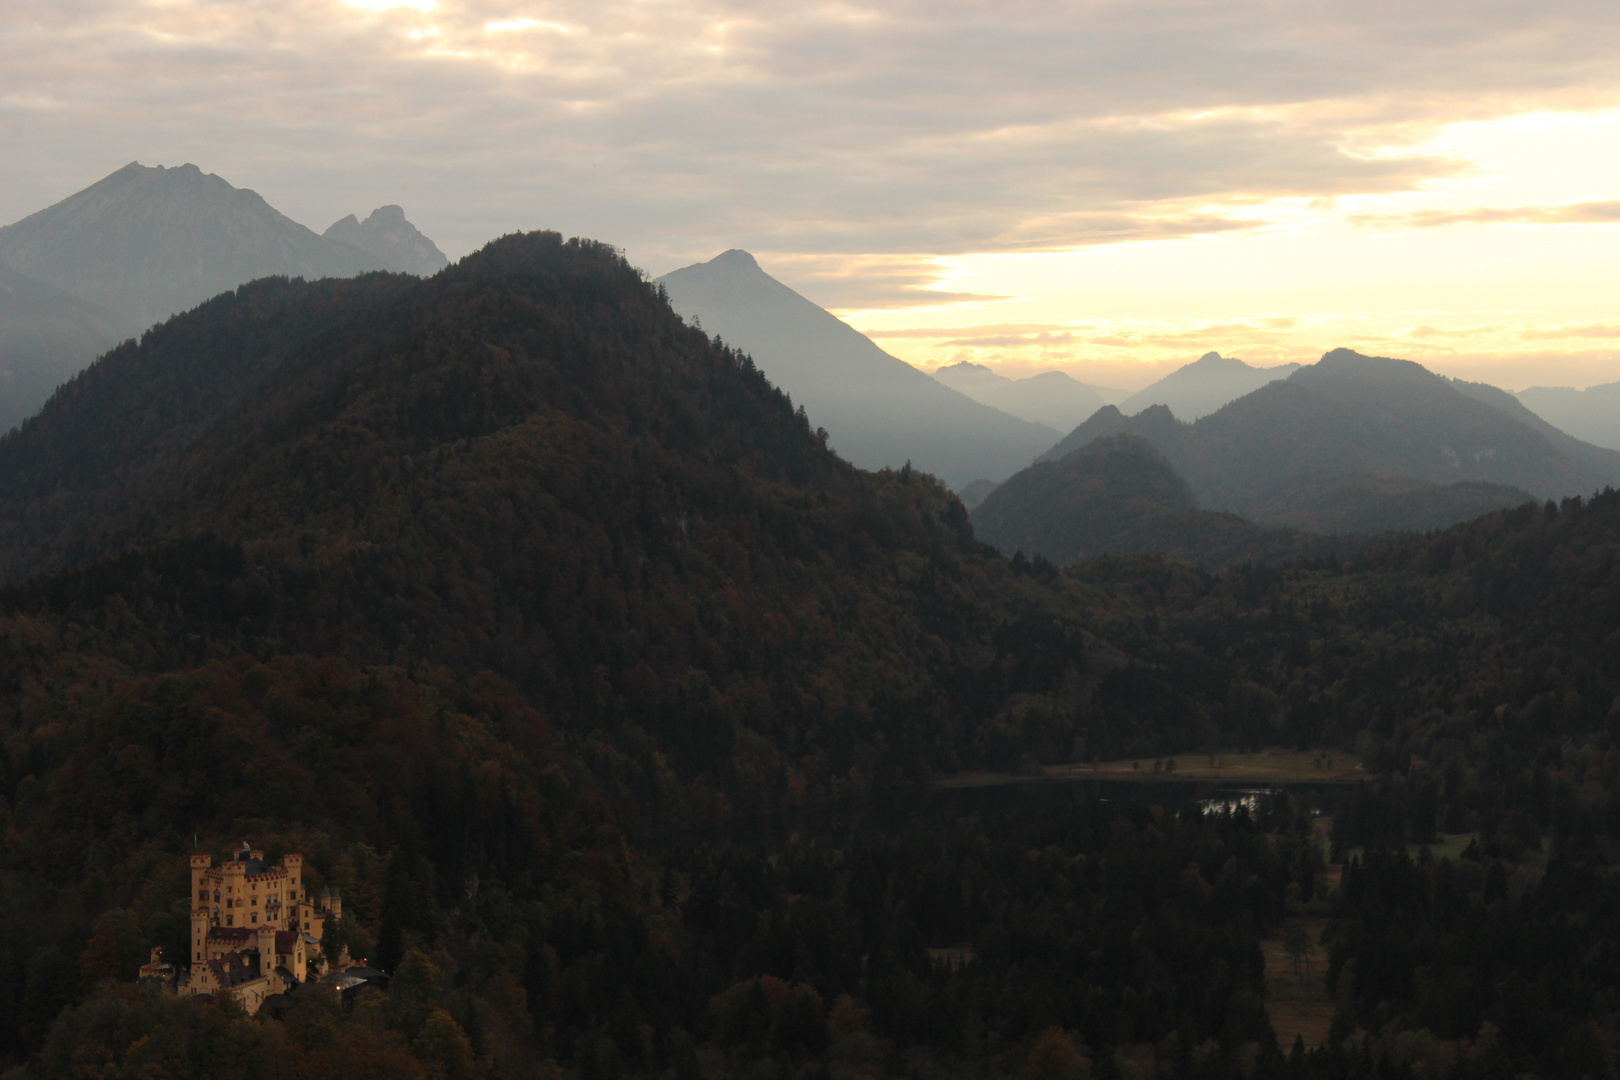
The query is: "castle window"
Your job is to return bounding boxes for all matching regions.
[226,915,233,926]
[252,896,258,905]
[251,914,258,923]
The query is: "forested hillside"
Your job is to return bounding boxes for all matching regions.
[970,435,1356,569]
[3,233,1620,1080]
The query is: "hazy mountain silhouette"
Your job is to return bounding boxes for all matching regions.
[957,477,999,510]
[0,264,131,433]
[0,162,442,331]
[933,361,1116,431]
[656,250,1057,486]
[1116,351,1300,420]
[323,204,449,276]
[1517,382,1620,453]
[1038,349,1612,531]
[971,434,1351,568]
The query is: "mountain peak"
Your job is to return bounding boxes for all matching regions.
[710,248,761,271]
[1302,348,1433,385]
[323,204,447,276]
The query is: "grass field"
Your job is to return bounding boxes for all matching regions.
[936,748,1364,789]
[1344,832,1476,864]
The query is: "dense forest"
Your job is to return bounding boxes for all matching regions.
[1,233,1618,1080]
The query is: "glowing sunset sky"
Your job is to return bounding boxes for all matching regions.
[4,0,1619,390]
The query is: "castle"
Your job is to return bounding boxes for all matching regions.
[153,842,346,1014]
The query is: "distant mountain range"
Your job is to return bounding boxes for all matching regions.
[657,250,1057,487]
[1116,351,1299,421]
[0,162,447,431]
[970,434,1354,569]
[1517,382,1620,452]
[931,361,1120,432]
[1043,349,1617,524]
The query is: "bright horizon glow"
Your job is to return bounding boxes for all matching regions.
[829,108,1620,392]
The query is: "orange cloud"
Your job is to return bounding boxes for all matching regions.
[1354,200,1620,229]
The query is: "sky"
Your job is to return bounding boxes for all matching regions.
[4,0,1620,392]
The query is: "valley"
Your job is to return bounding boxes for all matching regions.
[0,224,1616,1080]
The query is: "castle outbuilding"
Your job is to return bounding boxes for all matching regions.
[175,842,345,1013]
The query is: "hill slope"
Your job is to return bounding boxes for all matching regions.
[0,162,442,330]
[1041,350,1615,527]
[0,264,131,432]
[656,250,1057,486]
[971,434,1349,568]
[1116,351,1299,420]
[7,234,1620,1079]
[0,234,1140,806]
[0,272,417,581]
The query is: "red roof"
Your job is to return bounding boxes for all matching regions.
[275,930,298,951]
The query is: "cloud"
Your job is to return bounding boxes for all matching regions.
[7,0,1620,269]
[1520,323,1620,340]
[1354,200,1620,229]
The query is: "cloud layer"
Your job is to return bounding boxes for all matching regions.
[7,0,1620,273]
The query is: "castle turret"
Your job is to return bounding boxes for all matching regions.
[284,853,303,903]
[191,905,211,964]
[256,922,277,978]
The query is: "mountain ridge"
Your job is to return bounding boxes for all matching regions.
[1041,349,1619,528]
[0,162,387,328]
[932,361,1115,431]
[1115,350,1300,420]
[971,433,1357,568]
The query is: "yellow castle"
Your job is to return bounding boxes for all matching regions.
[171,842,345,1013]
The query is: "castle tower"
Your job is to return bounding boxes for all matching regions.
[222,854,246,926]
[190,853,212,907]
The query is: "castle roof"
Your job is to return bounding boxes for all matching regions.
[207,950,268,988]
[208,927,255,944]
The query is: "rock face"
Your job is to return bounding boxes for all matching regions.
[657,250,1057,487]
[323,205,448,276]
[1116,351,1300,421]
